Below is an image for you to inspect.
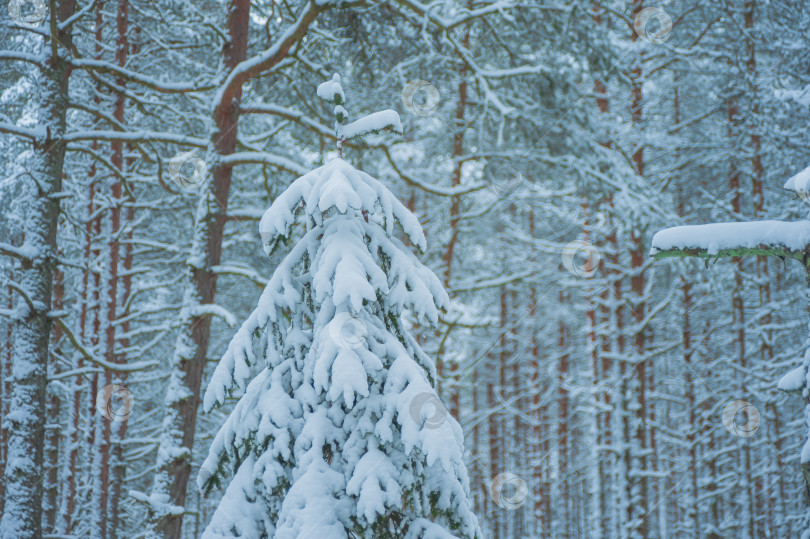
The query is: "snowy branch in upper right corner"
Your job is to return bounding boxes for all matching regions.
[650,220,810,263]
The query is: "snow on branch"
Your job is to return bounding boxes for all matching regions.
[0,121,43,140]
[650,220,810,264]
[778,366,805,394]
[129,490,186,516]
[239,103,334,138]
[0,51,43,65]
[215,0,334,111]
[65,130,207,147]
[220,152,308,175]
[0,242,37,261]
[316,74,345,104]
[340,110,402,140]
[70,58,214,93]
[52,316,158,372]
[188,303,237,327]
[392,0,515,30]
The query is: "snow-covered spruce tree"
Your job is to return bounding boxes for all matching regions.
[196,74,482,538]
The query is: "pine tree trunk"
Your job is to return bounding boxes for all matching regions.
[439,31,469,410]
[581,201,603,538]
[727,92,756,539]
[43,266,64,532]
[0,280,11,514]
[557,288,570,539]
[59,175,96,533]
[487,346,500,538]
[90,1,130,534]
[0,1,76,536]
[106,4,132,535]
[528,210,545,537]
[627,2,649,535]
[146,1,251,536]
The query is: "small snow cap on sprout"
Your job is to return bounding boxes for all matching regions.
[317,73,403,157]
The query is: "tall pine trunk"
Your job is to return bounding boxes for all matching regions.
[145,1,251,536]
[0,1,76,536]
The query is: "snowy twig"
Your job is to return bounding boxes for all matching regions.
[381,146,489,197]
[52,316,158,373]
[58,0,100,30]
[0,122,43,140]
[70,58,214,93]
[220,152,308,175]
[65,130,207,147]
[6,281,36,312]
[0,242,35,261]
[214,0,348,113]
[449,268,537,293]
[0,51,44,65]
[393,0,514,30]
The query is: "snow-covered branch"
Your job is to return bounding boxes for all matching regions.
[188,303,237,327]
[650,221,810,267]
[240,103,334,138]
[0,122,43,140]
[70,58,214,93]
[64,130,207,147]
[214,0,341,112]
[381,146,489,197]
[0,242,36,261]
[0,51,44,65]
[52,316,158,373]
[393,0,515,29]
[220,152,308,175]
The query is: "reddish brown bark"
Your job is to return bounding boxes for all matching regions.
[628,1,650,532]
[437,24,470,406]
[487,354,500,538]
[557,289,570,538]
[106,6,134,537]
[528,211,547,535]
[147,1,251,536]
[64,175,97,532]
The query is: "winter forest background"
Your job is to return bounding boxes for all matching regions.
[3,0,810,537]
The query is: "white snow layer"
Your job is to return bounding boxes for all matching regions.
[778,366,806,393]
[340,109,402,140]
[650,220,810,256]
[317,73,345,104]
[784,165,810,193]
